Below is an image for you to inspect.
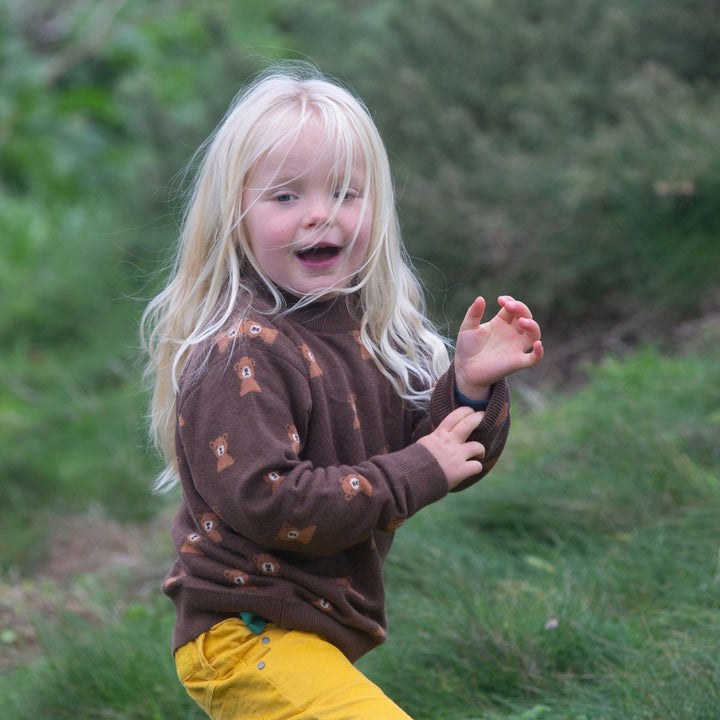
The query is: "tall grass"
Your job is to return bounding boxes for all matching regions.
[1,339,718,719]
[357,341,720,719]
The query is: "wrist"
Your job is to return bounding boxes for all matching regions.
[454,385,492,411]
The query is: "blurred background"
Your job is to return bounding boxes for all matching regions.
[1,1,719,718]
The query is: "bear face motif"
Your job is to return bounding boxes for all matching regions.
[214,324,240,354]
[298,343,323,378]
[198,512,223,542]
[263,470,285,493]
[253,553,280,576]
[313,597,333,613]
[181,532,205,555]
[215,318,278,353]
[241,319,278,345]
[209,434,235,472]
[275,523,316,544]
[223,569,253,587]
[235,357,261,396]
[285,424,301,454]
[339,473,372,501]
[214,327,234,354]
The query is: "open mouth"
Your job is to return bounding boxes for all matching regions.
[296,244,342,266]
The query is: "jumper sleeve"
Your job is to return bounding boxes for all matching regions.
[176,342,448,557]
[428,362,511,492]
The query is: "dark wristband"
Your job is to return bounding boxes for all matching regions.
[454,386,490,411]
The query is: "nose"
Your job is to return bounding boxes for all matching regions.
[302,197,332,229]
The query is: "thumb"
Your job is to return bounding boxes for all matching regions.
[458,296,486,333]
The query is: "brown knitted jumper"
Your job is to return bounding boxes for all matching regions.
[163,290,511,662]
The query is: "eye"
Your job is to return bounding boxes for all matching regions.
[274,192,296,203]
[334,188,359,201]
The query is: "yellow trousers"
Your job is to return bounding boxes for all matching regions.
[175,618,413,719]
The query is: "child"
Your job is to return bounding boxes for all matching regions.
[142,63,543,719]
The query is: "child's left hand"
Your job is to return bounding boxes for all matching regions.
[454,295,543,399]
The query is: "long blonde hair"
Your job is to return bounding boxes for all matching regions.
[142,63,450,492]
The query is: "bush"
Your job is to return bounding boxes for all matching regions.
[277,0,720,340]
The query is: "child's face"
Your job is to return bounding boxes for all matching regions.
[242,121,372,299]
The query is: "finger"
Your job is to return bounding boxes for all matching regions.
[447,408,485,440]
[497,295,533,324]
[433,406,477,434]
[529,340,544,362]
[458,296,486,332]
[465,441,485,460]
[517,317,542,342]
[465,459,484,476]
[522,340,544,363]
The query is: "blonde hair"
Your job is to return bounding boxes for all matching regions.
[142,63,450,492]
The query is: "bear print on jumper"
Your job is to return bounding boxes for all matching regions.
[223,568,255,588]
[234,356,261,396]
[350,330,372,360]
[338,473,372,501]
[214,318,279,353]
[263,470,285,493]
[253,553,281,576]
[298,343,323,378]
[208,434,235,472]
[275,523,316,544]
[313,597,333,612]
[198,512,223,542]
[181,532,205,555]
[285,424,301,454]
[347,394,361,430]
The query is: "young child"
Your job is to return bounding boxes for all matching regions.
[142,63,543,719]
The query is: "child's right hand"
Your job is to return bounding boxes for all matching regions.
[417,406,486,490]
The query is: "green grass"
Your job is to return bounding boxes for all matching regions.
[1,600,205,720]
[356,342,720,719]
[1,340,718,719]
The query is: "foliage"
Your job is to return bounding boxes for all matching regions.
[0,0,289,569]
[277,0,720,338]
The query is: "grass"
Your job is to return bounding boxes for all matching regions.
[1,336,718,719]
[357,340,720,719]
[2,601,205,720]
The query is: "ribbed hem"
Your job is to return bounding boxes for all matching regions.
[170,592,382,663]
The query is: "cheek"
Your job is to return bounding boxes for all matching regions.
[354,212,373,257]
[247,215,288,253]
[348,202,373,244]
